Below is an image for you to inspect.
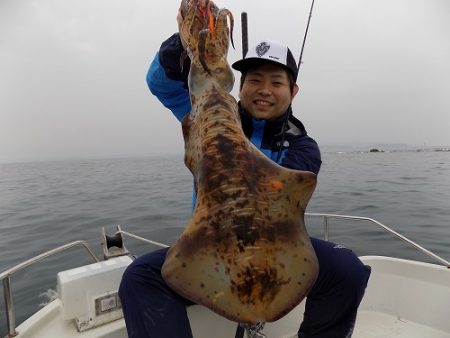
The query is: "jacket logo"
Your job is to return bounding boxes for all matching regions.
[255,42,270,57]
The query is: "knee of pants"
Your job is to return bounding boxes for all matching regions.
[119,258,157,300]
[119,263,132,290]
[312,239,371,298]
[336,259,371,302]
[119,248,168,299]
[118,262,137,301]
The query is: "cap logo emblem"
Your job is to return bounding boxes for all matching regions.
[255,42,270,57]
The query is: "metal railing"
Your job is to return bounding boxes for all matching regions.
[117,213,450,268]
[1,241,99,338]
[117,230,169,249]
[305,213,450,268]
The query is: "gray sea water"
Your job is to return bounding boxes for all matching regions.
[1,150,450,331]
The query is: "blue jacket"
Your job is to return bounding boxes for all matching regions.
[147,33,322,175]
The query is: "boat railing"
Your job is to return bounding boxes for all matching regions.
[116,213,450,268]
[116,230,169,249]
[1,240,100,338]
[304,213,450,268]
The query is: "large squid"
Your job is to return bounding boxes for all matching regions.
[161,0,319,324]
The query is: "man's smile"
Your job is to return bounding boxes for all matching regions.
[253,99,274,106]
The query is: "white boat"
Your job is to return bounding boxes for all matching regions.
[2,213,450,338]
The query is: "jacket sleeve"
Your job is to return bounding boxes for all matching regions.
[146,33,192,122]
[282,136,322,175]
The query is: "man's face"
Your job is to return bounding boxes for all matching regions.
[239,63,299,120]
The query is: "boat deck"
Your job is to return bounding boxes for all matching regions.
[192,305,450,338]
[15,301,450,338]
[353,310,450,338]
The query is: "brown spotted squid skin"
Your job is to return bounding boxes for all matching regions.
[161,0,319,324]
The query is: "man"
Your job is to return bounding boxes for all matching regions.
[119,20,371,338]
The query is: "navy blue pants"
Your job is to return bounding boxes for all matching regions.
[119,238,371,338]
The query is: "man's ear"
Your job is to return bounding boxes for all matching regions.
[292,84,300,99]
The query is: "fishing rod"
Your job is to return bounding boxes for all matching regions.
[297,0,315,78]
[240,0,315,80]
[241,12,248,58]
[277,0,316,162]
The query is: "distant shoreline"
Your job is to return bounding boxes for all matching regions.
[320,143,450,154]
[1,145,450,165]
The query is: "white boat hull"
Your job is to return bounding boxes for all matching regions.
[13,256,450,338]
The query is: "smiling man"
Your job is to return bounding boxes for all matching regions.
[231,40,321,172]
[238,62,298,120]
[119,35,371,338]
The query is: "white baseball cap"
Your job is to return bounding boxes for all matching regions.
[232,40,298,80]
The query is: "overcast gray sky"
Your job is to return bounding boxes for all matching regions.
[1,0,449,163]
